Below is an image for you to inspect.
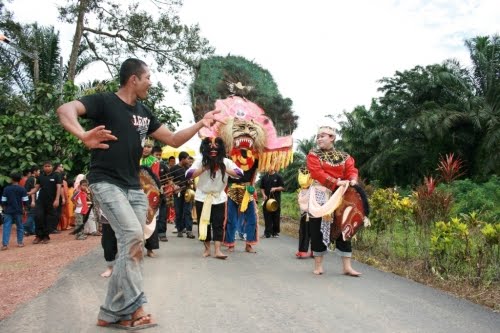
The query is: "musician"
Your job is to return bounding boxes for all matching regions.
[186,137,243,259]
[168,151,196,239]
[152,146,170,242]
[57,58,224,330]
[140,140,161,257]
[306,124,362,276]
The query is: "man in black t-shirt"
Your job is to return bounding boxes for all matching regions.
[168,151,195,239]
[57,58,224,330]
[24,165,40,236]
[152,146,170,242]
[259,170,285,238]
[28,161,62,244]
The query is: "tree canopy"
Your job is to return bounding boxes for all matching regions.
[59,0,214,88]
[189,55,298,136]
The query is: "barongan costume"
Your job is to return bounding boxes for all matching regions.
[198,96,294,252]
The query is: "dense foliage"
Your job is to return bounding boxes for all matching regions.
[0,0,188,183]
[58,0,214,86]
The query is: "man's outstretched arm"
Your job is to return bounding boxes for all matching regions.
[57,101,117,149]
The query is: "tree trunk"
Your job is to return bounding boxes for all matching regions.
[67,0,88,82]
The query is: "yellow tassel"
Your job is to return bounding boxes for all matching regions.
[259,152,267,172]
[277,151,284,170]
[265,152,272,171]
[240,189,250,212]
[286,149,292,167]
[280,150,287,170]
[271,151,278,170]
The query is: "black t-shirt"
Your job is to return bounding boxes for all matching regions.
[168,164,187,194]
[80,92,162,189]
[259,172,284,203]
[37,172,62,202]
[24,176,36,192]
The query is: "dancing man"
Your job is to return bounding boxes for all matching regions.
[57,58,223,330]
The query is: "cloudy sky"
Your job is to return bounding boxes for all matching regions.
[4,0,500,149]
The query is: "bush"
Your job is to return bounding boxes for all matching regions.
[438,176,500,223]
[413,186,453,230]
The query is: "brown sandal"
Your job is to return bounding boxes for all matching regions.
[97,315,157,330]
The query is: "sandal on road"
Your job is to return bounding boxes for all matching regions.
[97,315,157,331]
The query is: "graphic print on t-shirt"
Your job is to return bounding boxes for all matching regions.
[132,114,151,147]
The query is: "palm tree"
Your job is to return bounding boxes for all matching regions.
[465,35,500,175]
[0,23,62,101]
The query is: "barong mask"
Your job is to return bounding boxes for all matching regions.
[198,96,294,173]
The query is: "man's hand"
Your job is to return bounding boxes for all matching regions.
[201,109,226,128]
[336,180,350,187]
[81,125,118,149]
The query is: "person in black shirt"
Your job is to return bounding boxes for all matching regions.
[28,161,62,244]
[152,146,170,242]
[24,165,40,236]
[259,170,285,238]
[57,58,224,331]
[168,151,195,239]
[1,172,29,250]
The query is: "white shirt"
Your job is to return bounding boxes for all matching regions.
[186,158,242,205]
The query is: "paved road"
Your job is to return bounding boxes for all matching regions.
[1,228,498,333]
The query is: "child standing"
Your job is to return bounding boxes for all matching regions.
[1,173,29,250]
[73,179,90,240]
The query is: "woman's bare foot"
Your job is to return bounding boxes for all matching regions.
[146,249,157,258]
[342,257,361,276]
[313,256,324,275]
[100,267,113,278]
[245,244,256,253]
[227,246,235,252]
[203,242,211,257]
[343,269,362,277]
[215,251,228,259]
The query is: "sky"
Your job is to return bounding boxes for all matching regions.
[4,0,500,151]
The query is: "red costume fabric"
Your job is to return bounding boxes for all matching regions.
[307,148,358,190]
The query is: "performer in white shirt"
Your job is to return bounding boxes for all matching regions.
[186,137,243,259]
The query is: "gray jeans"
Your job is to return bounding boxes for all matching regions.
[90,182,148,322]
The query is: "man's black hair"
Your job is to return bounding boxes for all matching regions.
[178,151,189,161]
[119,58,148,86]
[10,172,22,182]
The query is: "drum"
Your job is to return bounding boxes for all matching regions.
[331,185,370,241]
[139,166,161,239]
